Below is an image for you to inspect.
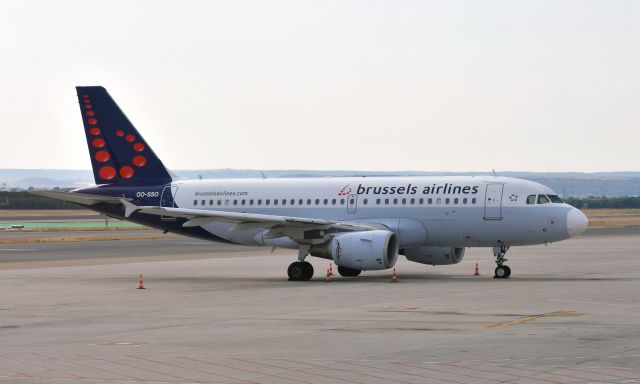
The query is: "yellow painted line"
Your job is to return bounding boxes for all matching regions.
[486,311,586,328]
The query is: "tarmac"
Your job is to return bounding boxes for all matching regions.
[1,230,640,383]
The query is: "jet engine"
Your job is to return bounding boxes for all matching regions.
[403,246,465,265]
[329,230,399,270]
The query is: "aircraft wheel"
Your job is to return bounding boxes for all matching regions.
[338,266,362,277]
[288,261,313,281]
[494,266,509,279]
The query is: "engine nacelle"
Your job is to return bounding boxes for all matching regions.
[330,230,399,271]
[404,246,465,265]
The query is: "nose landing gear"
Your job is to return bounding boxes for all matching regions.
[493,245,511,279]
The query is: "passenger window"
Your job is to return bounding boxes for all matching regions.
[298,199,303,205]
[217,200,222,206]
[315,199,320,205]
[332,199,336,205]
[363,198,368,205]
[323,199,328,205]
[526,195,537,204]
[249,199,254,205]
[384,198,389,204]
[241,200,246,206]
[307,199,311,205]
[428,198,432,204]
[209,200,213,205]
[463,198,467,204]
[537,195,550,204]
[410,198,415,204]
[225,199,230,206]
[193,199,198,206]
[393,198,398,204]
[402,198,406,204]
[472,198,476,204]
[201,200,206,205]
[419,198,424,204]
[376,198,381,205]
[340,199,345,205]
[258,199,262,205]
[548,195,564,203]
[445,198,450,204]
[266,199,270,205]
[436,198,441,204]
[274,199,278,206]
[454,198,458,204]
[233,199,237,205]
[290,199,295,205]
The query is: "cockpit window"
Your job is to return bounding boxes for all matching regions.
[526,195,537,204]
[537,194,550,204]
[548,194,564,203]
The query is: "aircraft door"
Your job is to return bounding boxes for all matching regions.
[347,194,358,214]
[160,185,178,221]
[484,184,503,220]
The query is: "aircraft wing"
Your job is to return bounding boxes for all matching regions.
[120,199,380,243]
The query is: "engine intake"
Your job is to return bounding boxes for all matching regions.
[404,246,465,265]
[330,230,399,271]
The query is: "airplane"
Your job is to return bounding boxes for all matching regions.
[34,86,589,281]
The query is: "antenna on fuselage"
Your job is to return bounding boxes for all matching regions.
[491,169,497,176]
[260,171,267,180]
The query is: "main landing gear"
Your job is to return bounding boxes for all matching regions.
[337,266,361,277]
[493,245,511,279]
[288,246,314,281]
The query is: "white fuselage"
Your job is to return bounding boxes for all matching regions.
[164,175,586,249]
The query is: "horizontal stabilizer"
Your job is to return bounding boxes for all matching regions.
[30,190,125,206]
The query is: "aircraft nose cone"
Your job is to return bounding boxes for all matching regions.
[567,208,588,237]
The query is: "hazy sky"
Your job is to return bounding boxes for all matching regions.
[0,0,638,172]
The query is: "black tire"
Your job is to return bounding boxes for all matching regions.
[504,266,511,277]
[494,266,508,279]
[288,261,313,281]
[302,261,314,280]
[338,265,362,277]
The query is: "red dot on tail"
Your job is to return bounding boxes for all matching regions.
[84,99,91,104]
[116,130,124,137]
[99,166,116,180]
[87,118,97,125]
[125,134,135,142]
[86,110,95,116]
[83,95,89,99]
[95,151,110,163]
[119,166,135,179]
[89,127,101,136]
[133,142,145,152]
[92,138,105,148]
[133,155,147,167]
[85,104,92,109]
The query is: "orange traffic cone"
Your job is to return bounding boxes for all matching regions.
[137,274,146,289]
[326,266,332,282]
[391,268,398,283]
[474,263,480,276]
[329,263,334,277]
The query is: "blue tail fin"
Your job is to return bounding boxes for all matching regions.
[76,86,172,185]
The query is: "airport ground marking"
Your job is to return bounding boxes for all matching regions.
[485,311,586,328]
